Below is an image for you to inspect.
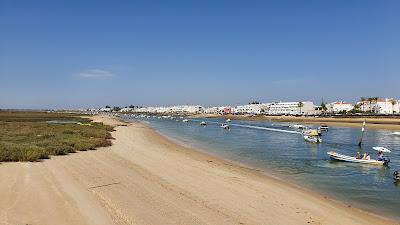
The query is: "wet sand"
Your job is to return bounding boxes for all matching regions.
[0,115,397,225]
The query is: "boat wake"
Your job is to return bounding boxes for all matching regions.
[190,119,301,134]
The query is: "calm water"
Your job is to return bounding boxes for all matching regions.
[123,116,400,220]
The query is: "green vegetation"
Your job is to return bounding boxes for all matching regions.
[0,111,114,162]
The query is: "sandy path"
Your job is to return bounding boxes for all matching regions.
[0,116,397,225]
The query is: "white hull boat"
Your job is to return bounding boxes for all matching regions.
[221,123,230,129]
[327,151,387,166]
[200,121,207,126]
[393,132,400,136]
[304,135,322,143]
[182,119,189,122]
[290,124,306,129]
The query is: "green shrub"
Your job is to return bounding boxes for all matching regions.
[0,111,114,162]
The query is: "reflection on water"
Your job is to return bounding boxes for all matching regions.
[126,116,400,220]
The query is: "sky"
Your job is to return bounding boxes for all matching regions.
[1,0,399,109]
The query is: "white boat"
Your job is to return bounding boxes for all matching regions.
[372,146,391,153]
[226,119,231,122]
[327,151,387,166]
[318,124,329,131]
[304,135,322,143]
[182,119,189,122]
[290,124,306,129]
[200,121,207,126]
[221,123,230,129]
[392,131,400,136]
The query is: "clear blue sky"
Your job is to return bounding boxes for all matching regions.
[1,0,399,109]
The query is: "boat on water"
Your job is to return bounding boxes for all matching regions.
[226,119,231,122]
[220,123,230,129]
[327,147,391,166]
[182,119,189,122]
[200,121,207,126]
[393,131,400,136]
[290,124,306,129]
[303,129,322,143]
[318,124,329,131]
[304,135,322,143]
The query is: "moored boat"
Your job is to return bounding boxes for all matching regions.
[304,135,322,143]
[290,124,306,129]
[221,123,230,129]
[182,119,189,122]
[200,121,207,126]
[226,119,231,122]
[393,131,400,136]
[318,124,329,131]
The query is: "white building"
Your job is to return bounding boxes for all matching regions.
[326,101,354,113]
[169,105,204,114]
[268,101,315,115]
[234,103,270,115]
[358,98,400,114]
[134,105,203,114]
[375,98,400,114]
[204,106,232,114]
[99,107,112,112]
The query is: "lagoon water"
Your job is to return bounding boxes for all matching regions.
[125,116,400,220]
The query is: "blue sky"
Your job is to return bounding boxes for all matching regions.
[1,0,399,109]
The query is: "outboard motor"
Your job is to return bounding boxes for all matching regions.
[394,171,400,182]
[383,157,390,166]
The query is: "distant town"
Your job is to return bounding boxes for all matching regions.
[93,97,400,116]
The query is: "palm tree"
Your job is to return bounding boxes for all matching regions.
[367,97,373,113]
[321,102,327,112]
[360,97,366,112]
[372,97,379,113]
[298,102,304,115]
[390,99,397,115]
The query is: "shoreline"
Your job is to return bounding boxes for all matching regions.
[100,116,399,224]
[0,115,397,225]
[138,118,399,222]
[190,114,400,130]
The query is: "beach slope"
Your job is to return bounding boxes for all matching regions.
[0,116,396,225]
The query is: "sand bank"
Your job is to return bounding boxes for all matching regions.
[0,115,397,225]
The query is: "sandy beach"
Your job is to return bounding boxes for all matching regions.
[192,114,400,130]
[0,115,397,225]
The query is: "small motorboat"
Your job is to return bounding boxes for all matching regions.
[290,124,306,129]
[226,119,231,122]
[303,129,321,143]
[392,131,400,136]
[182,119,189,122]
[318,124,329,131]
[221,123,230,130]
[200,121,207,126]
[327,146,391,166]
[304,135,322,143]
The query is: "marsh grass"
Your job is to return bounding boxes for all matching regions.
[0,111,114,162]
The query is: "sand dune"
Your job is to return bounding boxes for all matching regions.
[0,116,397,225]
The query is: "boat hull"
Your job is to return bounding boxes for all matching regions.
[327,151,384,166]
[304,135,322,143]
